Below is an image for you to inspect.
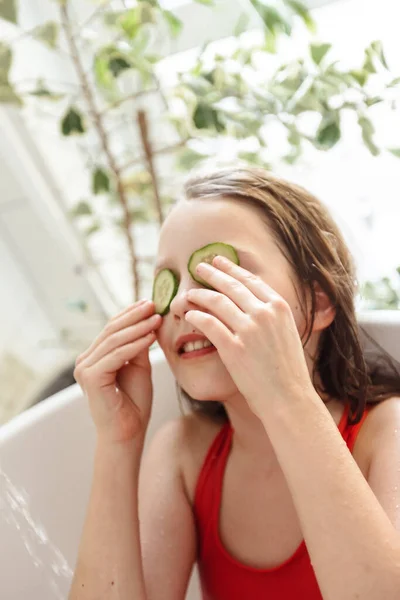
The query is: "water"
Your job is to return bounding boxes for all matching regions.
[0,466,73,599]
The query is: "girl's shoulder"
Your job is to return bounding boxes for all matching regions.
[353,396,400,467]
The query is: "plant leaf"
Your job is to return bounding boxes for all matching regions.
[254,2,291,36]
[109,55,131,77]
[176,147,206,170]
[310,43,331,65]
[163,10,183,37]
[0,82,22,105]
[0,0,17,24]
[234,13,250,37]
[193,0,214,5]
[61,107,85,136]
[29,78,64,100]
[316,118,341,149]
[32,21,59,49]
[193,102,225,132]
[92,167,110,195]
[370,40,388,69]
[83,222,101,237]
[0,42,12,82]
[350,69,368,86]
[358,114,379,156]
[287,1,316,32]
[69,200,92,218]
[388,148,400,158]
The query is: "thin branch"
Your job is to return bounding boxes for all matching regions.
[137,109,164,227]
[119,138,190,173]
[60,1,141,301]
[74,0,114,36]
[99,87,160,116]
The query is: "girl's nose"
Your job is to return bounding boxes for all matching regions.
[169,284,200,321]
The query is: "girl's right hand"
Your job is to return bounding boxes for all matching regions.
[74,300,162,445]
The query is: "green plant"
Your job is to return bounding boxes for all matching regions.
[360,267,400,310]
[1,0,399,305]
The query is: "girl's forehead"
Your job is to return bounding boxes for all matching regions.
[159,198,269,246]
[156,198,282,271]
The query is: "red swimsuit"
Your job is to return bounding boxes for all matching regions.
[193,402,372,600]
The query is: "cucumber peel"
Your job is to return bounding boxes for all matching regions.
[188,242,239,288]
[152,242,240,314]
[152,269,179,315]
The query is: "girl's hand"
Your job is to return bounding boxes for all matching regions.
[185,257,315,421]
[74,300,162,445]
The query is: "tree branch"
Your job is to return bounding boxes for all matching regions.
[137,109,164,227]
[99,87,160,116]
[60,0,141,301]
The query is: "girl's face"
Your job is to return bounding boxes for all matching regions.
[155,197,319,403]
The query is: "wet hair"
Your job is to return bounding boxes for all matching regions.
[174,166,400,426]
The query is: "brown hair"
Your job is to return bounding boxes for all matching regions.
[176,166,400,426]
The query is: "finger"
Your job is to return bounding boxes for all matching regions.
[84,332,157,390]
[194,261,264,315]
[78,313,161,370]
[185,309,233,351]
[186,288,244,333]
[212,256,281,304]
[76,301,155,366]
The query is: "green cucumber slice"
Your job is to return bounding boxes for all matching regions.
[152,269,179,315]
[188,242,239,288]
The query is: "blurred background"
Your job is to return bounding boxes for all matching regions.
[0,0,399,424]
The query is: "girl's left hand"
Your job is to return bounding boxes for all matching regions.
[185,256,316,421]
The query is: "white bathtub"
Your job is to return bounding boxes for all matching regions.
[0,312,399,599]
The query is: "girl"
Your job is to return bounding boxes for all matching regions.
[70,167,400,600]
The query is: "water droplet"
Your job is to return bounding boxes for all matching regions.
[0,467,72,597]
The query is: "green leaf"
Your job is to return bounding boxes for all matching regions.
[388,148,400,158]
[349,69,368,86]
[365,96,383,107]
[69,200,92,218]
[119,8,140,38]
[193,102,225,132]
[109,56,131,77]
[264,30,277,54]
[32,21,59,49]
[163,10,183,37]
[310,43,331,65]
[363,46,377,74]
[61,107,85,136]
[0,42,12,82]
[316,118,341,149]
[370,40,388,69]
[358,115,379,156]
[176,147,206,170]
[0,0,17,24]
[193,0,214,4]
[0,82,22,105]
[29,78,64,101]
[83,222,101,237]
[94,53,114,89]
[234,13,250,37]
[287,1,316,32]
[92,167,110,195]
[257,3,291,36]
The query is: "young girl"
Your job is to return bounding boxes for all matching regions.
[70,167,400,600]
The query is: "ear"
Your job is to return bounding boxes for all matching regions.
[311,282,336,333]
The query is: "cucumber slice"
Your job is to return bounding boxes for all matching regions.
[152,269,179,315]
[188,242,239,288]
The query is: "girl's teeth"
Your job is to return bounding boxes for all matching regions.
[182,340,213,353]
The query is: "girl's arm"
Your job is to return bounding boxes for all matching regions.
[260,394,400,600]
[68,420,196,600]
